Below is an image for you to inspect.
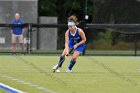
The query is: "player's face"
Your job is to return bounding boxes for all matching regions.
[15,14,20,21]
[68,25,76,31]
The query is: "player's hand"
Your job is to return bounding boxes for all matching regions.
[74,45,78,49]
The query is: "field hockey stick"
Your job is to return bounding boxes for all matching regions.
[53,48,74,72]
[66,48,74,56]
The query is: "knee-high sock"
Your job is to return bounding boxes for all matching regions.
[68,60,76,70]
[58,56,65,67]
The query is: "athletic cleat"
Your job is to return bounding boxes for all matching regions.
[53,64,59,72]
[66,68,72,73]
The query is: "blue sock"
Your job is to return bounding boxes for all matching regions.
[58,56,65,67]
[68,60,76,70]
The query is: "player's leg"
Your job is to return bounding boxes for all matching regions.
[53,42,74,72]
[53,48,72,72]
[57,48,71,67]
[11,34,17,55]
[66,44,85,72]
[55,42,73,68]
[18,35,25,54]
[66,50,80,72]
[54,48,71,68]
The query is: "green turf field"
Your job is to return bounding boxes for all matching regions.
[0,55,140,93]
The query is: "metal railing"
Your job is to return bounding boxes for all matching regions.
[0,23,140,56]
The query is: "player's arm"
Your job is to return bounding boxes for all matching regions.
[74,29,86,48]
[21,20,25,35]
[10,29,13,34]
[22,28,25,35]
[10,21,14,34]
[65,30,69,54]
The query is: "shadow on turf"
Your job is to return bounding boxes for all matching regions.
[14,56,67,85]
[14,56,77,93]
[88,57,139,86]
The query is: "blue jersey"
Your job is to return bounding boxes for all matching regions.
[68,28,85,53]
[11,19,24,35]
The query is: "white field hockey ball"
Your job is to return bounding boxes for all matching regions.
[56,69,60,72]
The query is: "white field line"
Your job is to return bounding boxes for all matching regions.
[0,82,26,93]
[0,74,58,93]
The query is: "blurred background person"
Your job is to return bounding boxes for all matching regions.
[11,13,25,55]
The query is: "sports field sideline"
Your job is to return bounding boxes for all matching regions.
[0,55,140,93]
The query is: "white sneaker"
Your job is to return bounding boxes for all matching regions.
[66,68,72,73]
[53,64,59,72]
